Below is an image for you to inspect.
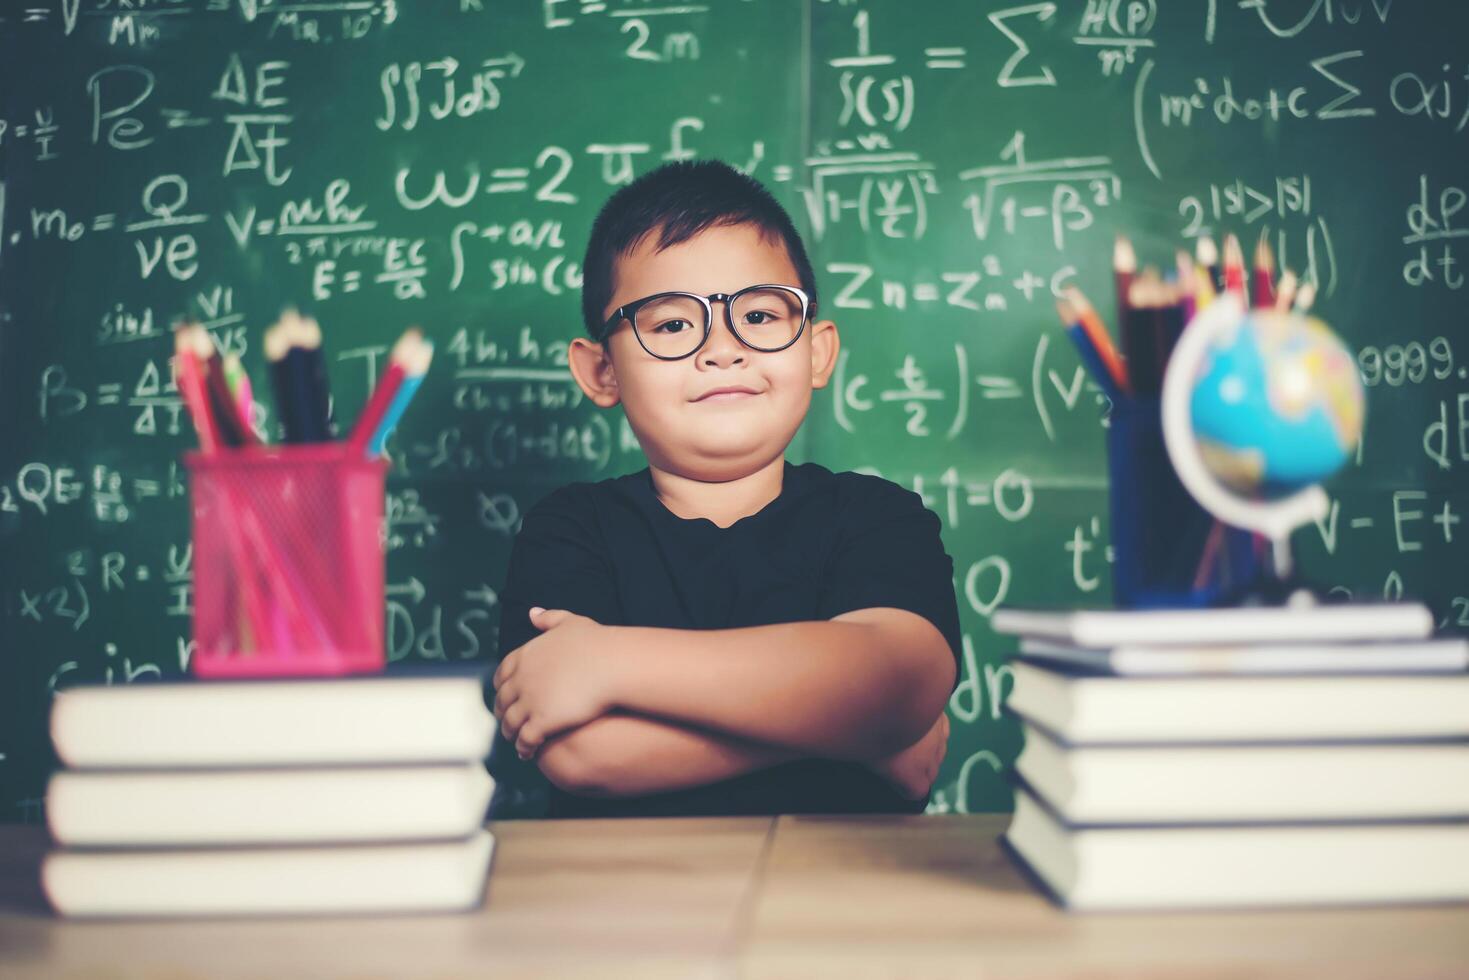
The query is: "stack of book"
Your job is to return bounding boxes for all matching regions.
[43,666,497,918]
[992,603,1469,911]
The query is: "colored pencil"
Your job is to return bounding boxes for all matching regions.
[1293,279,1317,313]
[282,311,324,442]
[368,342,432,456]
[1274,269,1299,313]
[1222,233,1246,298]
[347,329,417,455]
[1176,249,1197,324]
[1063,287,1130,395]
[174,324,221,452]
[1114,234,1136,339]
[293,312,336,439]
[187,325,256,447]
[1123,278,1161,396]
[1197,235,1222,294]
[1252,234,1277,309]
[222,353,256,440]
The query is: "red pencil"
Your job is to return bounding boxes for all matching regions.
[1252,235,1277,309]
[174,325,221,452]
[1223,234,1246,297]
[347,328,420,454]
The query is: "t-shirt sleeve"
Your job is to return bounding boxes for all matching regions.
[816,476,964,693]
[489,483,622,818]
[496,484,623,663]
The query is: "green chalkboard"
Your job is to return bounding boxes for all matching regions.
[3,1,1467,821]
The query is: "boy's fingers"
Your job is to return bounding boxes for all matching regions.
[534,608,576,629]
[493,655,517,687]
[500,703,527,742]
[492,678,517,714]
[517,728,542,760]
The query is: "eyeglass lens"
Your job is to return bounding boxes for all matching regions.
[632,287,805,359]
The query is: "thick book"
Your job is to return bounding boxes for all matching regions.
[1018,637,1469,676]
[51,666,493,769]
[992,603,1434,648]
[1016,721,1469,824]
[44,829,495,918]
[1006,659,1469,743]
[1004,786,1469,910]
[47,763,494,847]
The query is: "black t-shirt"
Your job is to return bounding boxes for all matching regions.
[489,459,963,819]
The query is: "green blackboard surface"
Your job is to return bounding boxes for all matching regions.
[3,0,1467,820]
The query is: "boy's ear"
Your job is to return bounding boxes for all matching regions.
[808,318,840,390]
[568,337,621,408]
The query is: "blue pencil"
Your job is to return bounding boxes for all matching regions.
[367,339,433,456]
[1060,316,1121,404]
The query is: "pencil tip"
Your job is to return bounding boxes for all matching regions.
[1196,235,1218,265]
[1254,233,1275,270]
[1113,234,1136,272]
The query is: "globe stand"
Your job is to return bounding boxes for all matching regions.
[1160,294,1334,608]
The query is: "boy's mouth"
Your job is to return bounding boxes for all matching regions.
[692,385,762,402]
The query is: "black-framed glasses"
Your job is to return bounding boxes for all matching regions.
[599,284,814,361]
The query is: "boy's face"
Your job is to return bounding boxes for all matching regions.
[568,222,839,483]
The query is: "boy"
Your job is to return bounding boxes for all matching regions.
[490,160,960,818]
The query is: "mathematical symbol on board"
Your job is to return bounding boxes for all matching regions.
[482,224,505,242]
[975,376,1021,399]
[925,47,966,70]
[161,109,209,129]
[1012,270,1045,300]
[386,578,426,604]
[342,271,362,293]
[1435,501,1461,543]
[96,384,122,406]
[18,590,42,622]
[967,484,992,506]
[772,166,793,182]
[1221,181,1276,225]
[913,283,939,302]
[482,53,526,77]
[487,169,529,193]
[23,9,49,23]
[13,127,27,138]
[136,566,150,582]
[463,585,498,607]
[92,215,116,231]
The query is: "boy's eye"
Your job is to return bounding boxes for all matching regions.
[742,310,778,325]
[651,319,695,335]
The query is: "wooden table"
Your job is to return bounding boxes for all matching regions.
[2,814,1466,978]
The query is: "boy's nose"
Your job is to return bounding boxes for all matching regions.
[699,301,745,365]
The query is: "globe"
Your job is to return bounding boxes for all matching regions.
[1161,294,1365,585]
[1188,308,1364,499]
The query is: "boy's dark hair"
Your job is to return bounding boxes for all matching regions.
[579,159,819,341]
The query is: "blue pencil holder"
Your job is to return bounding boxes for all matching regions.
[1107,396,1260,608]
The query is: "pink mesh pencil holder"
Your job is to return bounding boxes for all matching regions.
[186,445,388,678]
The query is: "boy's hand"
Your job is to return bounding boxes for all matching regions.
[865,711,949,800]
[493,607,617,760]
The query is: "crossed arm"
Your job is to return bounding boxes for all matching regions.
[493,606,956,798]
